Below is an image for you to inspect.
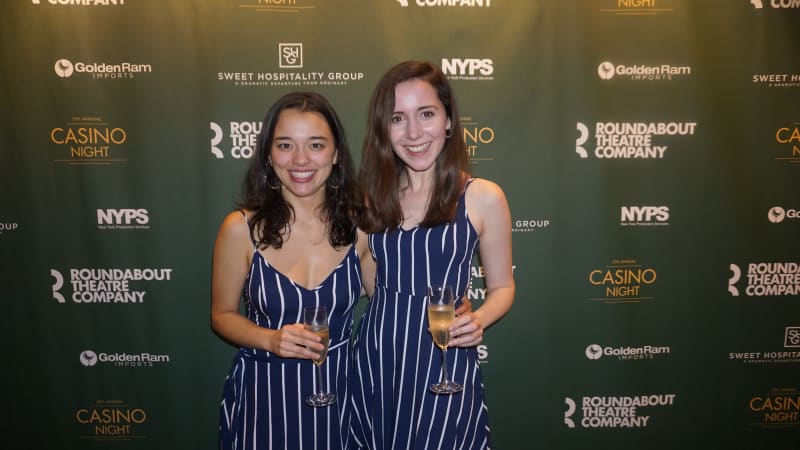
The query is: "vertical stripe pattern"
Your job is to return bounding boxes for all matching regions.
[219,245,362,450]
[350,179,491,449]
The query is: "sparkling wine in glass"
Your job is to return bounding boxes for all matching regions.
[303,305,335,407]
[427,285,463,394]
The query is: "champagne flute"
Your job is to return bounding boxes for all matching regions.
[427,285,463,394]
[303,305,335,407]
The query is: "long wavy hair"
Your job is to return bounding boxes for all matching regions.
[359,61,470,232]
[239,92,362,249]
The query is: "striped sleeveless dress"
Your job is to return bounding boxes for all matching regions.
[219,243,362,450]
[350,179,491,449]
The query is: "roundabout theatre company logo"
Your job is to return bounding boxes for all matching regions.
[575,121,696,159]
[750,0,800,9]
[50,267,173,304]
[728,262,800,297]
[564,394,676,428]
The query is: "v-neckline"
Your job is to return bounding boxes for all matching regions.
[253,245,355,292]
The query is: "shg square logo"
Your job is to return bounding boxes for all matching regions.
[785,327,800,348]
[279,43,303,68]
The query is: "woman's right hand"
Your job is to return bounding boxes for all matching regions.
[268,323,324,360]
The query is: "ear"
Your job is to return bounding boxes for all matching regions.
[446,117,452,132]
[333,149,339,165]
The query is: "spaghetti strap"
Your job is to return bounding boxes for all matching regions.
[238,209,258,248]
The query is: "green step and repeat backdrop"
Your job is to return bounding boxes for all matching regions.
[2,1,799,449]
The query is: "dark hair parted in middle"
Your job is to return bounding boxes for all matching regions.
[359,60,470,232]
[240,91,362,249]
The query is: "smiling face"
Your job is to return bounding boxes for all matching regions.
[270,109,337,202]
[389,78,452,175]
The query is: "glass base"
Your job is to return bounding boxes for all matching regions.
[429,381,464,395]
[305,392,336,407]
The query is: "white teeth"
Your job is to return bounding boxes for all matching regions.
[407,143,429,153]
[291,171,314,178]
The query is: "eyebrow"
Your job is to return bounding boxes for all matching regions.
[273,136,329,141]
[393,105,439,114]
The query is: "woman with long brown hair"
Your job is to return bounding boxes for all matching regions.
[349,61,515,449]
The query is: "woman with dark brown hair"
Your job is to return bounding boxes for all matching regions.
[212,92,372,449]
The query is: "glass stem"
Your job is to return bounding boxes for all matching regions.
[316,364,326,395]
[440,348,451,384]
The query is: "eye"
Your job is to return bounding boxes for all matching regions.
[310,141,326,150]
[391,114,403,124]
[274,142,292,150]
[421,109,436,119]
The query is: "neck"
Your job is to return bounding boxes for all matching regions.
[402,169,435,194]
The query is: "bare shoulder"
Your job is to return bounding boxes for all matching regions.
[216,210,252,248]
[465,178,511,234]
[467,177,506,200]
[466,178,509,212]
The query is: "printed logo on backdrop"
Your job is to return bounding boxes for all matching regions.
[512,217,550,233]
[279,43,303,68]
[0,221,19,235]
[217,43,365,87]
[750,0,800,9]
[563,394,676,428]
[575,121,697,159]
[728,326,800,364]
[467,262,495,364]
[97,209,150,230]
[467,262,516,301]
[598,0,674,15]
[585,343,670,361]
[468,264,488,303]
[588,259,657,303]
[50,268,173,304]
[752,72,800,88]
[236,0,316,14]
[76,399,147,441]
[597,61,691,81]
[396,0,491,7]
[620,206,669,226]
[441,58,494,81]
[768,206,800,223]
[746,388,800,428]
[209,120,261,159]
[54,58,151,80]
[728,262,800,297]
[49,116,128,165]
[80,349,170,368]
[774,123,800,164]
[462,115,496,163]
[33,0,125,6]
[476,344,488,364]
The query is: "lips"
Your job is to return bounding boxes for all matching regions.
[289,170,315,182]
[406,142,430,154]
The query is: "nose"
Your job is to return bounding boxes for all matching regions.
[406,118,422,140]
[293,147,309,165]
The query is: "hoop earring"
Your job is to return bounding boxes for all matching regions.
[445,128,452,138]
[264,173,281,190]
[327,164,341,189]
